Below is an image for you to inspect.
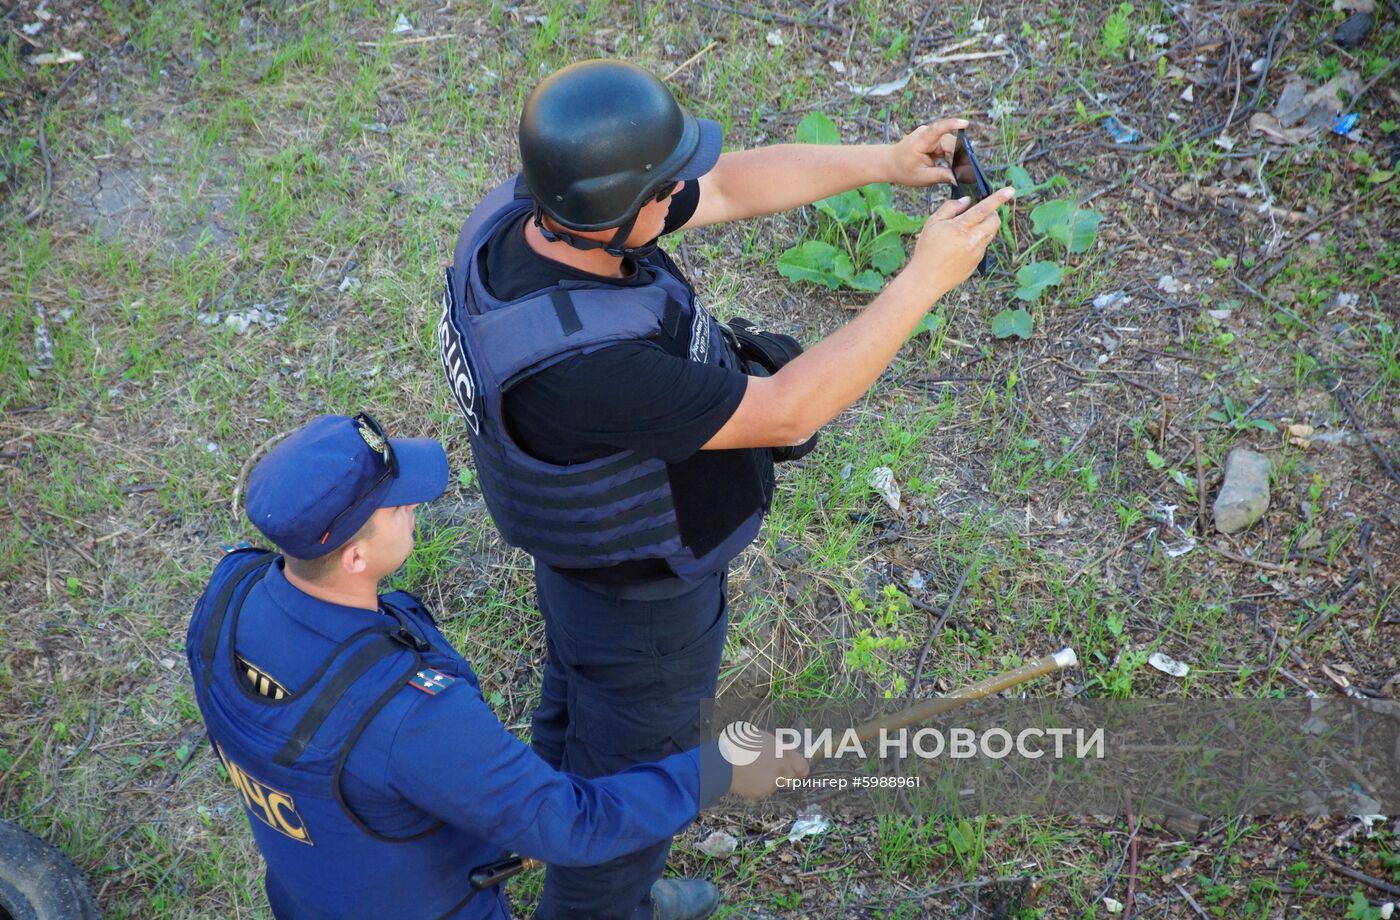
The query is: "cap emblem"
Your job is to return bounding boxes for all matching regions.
[358,422,387,457]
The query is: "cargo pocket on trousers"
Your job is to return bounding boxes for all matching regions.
[570,601,729,758]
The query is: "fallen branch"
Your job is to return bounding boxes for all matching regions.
[1208,542,1299,573]
[1324,857,1400,898]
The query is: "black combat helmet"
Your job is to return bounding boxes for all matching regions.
[519,59,722,255]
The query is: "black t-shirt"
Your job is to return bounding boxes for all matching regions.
[481,183,761,584]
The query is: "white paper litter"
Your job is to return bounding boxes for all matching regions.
[393,13,413,33]
[1148,651,1191,678]
[869,466,901,512]
[850,73,911,97]
[1092,291,1131,311]
[765,30,783,47]
[1157,274,1183,294]
[786,812,830,842]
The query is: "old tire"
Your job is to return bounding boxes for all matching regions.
[0,820,101,920]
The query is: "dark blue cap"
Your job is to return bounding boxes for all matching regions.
[246,414,449,558]
[673,118,723,181]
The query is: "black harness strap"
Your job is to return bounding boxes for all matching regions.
[331,654,443,843]
[273,634,407,767]
[200,552,276,692]
[550,290,583,337]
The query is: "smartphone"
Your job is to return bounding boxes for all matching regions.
[950,129,995,275]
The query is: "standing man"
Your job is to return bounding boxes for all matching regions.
[185,413,805,919]
[437,60,1010,920]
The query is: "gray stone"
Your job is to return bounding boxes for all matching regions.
[1213,448,1272,534]
[1333,12,1373,49]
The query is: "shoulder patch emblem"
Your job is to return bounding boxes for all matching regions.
[218,540,253,557]
[408,668,457,696]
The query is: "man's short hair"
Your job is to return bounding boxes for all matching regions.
[283,515,376,582]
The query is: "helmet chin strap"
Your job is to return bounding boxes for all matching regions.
[533,207,660,259]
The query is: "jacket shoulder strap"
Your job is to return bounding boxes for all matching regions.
[199,551,277,692]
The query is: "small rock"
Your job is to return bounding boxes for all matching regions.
[696,830,738,858]
[1335,291,1360,309]
[339,276,361,293]
[765,29,783,47]
[1213,448,1271,534]
[1333,12,1374,48]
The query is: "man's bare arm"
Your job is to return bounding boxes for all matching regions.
[682,118,966,229]
[702,189,1014,450]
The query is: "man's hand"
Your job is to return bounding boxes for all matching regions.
[906,186,1016,295]
[727,730,810,799]
[883,118,968,188]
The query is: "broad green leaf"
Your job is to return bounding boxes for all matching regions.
[1013,261,1064,301]
[831,251,856,283]
[990,307,1033,340]
[860,182,894,210]
[875,206,925,235]
[908,313,943,339]
[814,189,868,224]
[778,241,842,288]
[795,112,841,145]
[849,270,884,292]
[866,230,907,275]
[1030,199,1103,253]
[1007,165,1037,194]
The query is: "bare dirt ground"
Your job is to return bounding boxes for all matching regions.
[2,1,1398,917]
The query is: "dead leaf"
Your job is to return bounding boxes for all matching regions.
[1249,112,1319,146]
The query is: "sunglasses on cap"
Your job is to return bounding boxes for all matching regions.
[652,180,680,203]
[319,412,398,545]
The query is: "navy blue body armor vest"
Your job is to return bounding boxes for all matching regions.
[437,177,770,581]
[187,549,507,920]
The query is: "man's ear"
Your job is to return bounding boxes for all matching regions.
[340,540,370,576]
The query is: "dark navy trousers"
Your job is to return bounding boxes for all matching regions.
[530,563,729,920]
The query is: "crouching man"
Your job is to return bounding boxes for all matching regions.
[186,413,806,919]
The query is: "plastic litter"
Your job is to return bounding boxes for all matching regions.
[1332,113,1359,135]
[1102,117,1140,144]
